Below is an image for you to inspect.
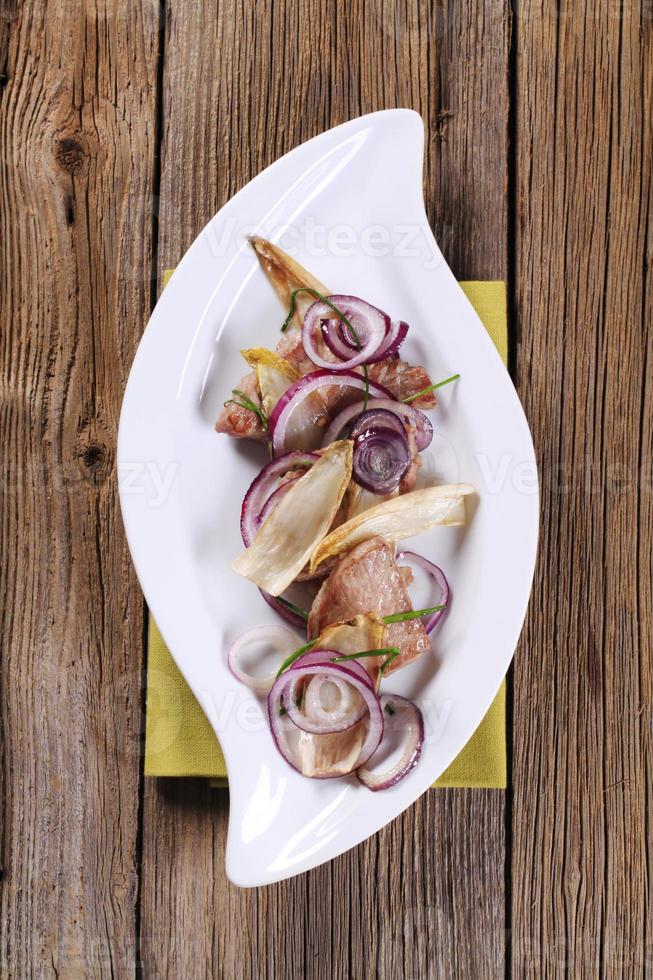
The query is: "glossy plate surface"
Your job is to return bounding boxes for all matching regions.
[118,110,538,887]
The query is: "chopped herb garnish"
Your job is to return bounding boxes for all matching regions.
[276,596,308,621]
[382,605,444,625]
[281,286,370,409]
[224,388,272,455]
[276,638,318,677]
[224,388,269,431]
[401,373,460,403]
[384,703,396,716]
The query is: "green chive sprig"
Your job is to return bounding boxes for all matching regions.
[401,373,460,403]
[382,605,445,624]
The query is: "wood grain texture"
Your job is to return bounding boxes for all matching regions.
[7,0,650,976]
[140,1,511,977]
[512,0,652,974]
[0,0,160,975]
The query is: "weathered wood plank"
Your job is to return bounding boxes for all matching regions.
[0,1,160,975]
[512,0,652,973]
[140,1,510,977]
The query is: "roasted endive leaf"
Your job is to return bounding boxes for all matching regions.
[310,483,475,571]
[346,482,398,520]
[313,613,387,689]
[232,440,353,595]
[241,347,300,416]
[249,236,328,328]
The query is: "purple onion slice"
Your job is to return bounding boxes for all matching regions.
[356,693,424,791]
[352,425,411,495]
[258,589,308,630]
[321,397,433,451]
[268,658,384,777]
[284,671,368,734]
[303,295,389,370]
[350,408,407,441]
[227,625,299,694]
[366,319,409,363]
[396,551,450,633]
[268,369,394,456]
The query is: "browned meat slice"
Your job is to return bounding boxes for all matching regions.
[276,329,315,377]
[307,536,431,673]
[214,371,267,442]
[368,358,436,408]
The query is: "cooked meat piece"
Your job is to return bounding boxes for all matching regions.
[276,328,315,377]
[307,536,431,673]
[214,371,268,442]
[368,358,435,409]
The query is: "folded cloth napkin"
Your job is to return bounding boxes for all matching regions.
[144,276,508,789]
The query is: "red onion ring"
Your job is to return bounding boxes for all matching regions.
[227,625,299,694]
[356,694,424,791]
[321,398,433,451]
[367,319,409,363]
[258,590,307,629]
[352,424,411,495]
[268,658,384,777]
[303,295,389,370]
[240,450,319,546]
[322,316,408,364]
[350,408,406,440]
[396,551,450,633]
[284,671,368,734]
[269,370,395,456]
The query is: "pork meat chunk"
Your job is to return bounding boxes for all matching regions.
[307,536,431,673]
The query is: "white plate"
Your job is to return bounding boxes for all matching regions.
[118,110,538,887]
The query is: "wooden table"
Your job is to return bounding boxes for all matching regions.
[1,1,650,975]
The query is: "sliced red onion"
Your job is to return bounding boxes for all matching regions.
[227,625,299,694]
[240,450,319,546]
[324,317,408,364]
[304,296,389,370]
[322,318,358,355]
[284,671,368,734]
[352,424,411,495]
[367,319,409,363]
[321,398,433,451]
[269,370,394,456]
[268,658,384,777]
[356,694,424,791]
[258,589,307,629]
[396,551,450,633]
[350,408,406,440]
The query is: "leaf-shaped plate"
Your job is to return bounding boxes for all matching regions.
[118,110,538,887]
